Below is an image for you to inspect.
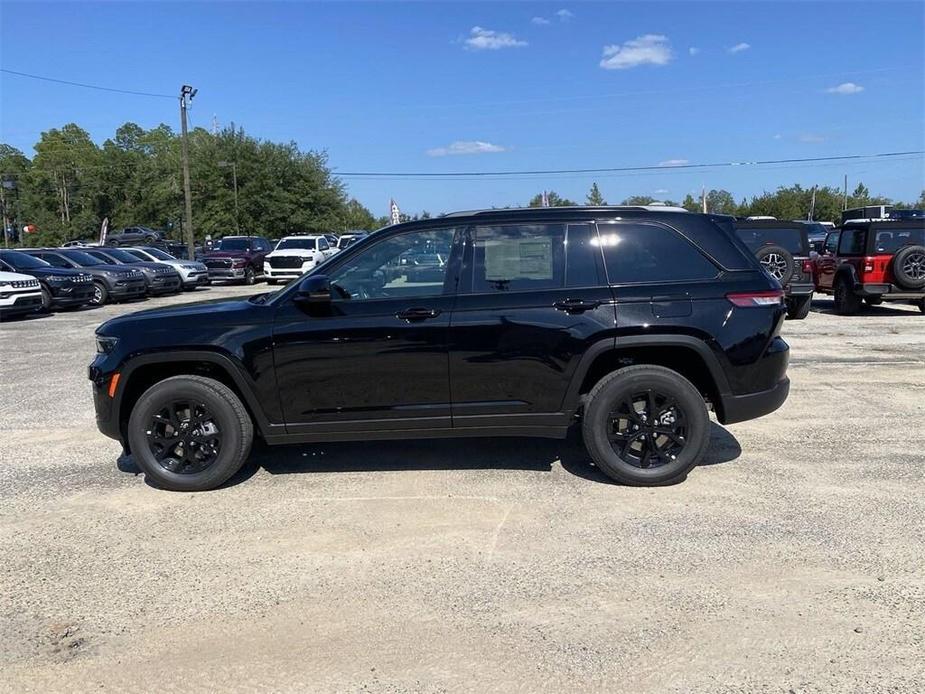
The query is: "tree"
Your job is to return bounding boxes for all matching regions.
[528,190,577,207]
[586,182,606,206]
[620,195,655,205]
[705,189,736,215]
[0,144,31,242]
[681,194,700,213]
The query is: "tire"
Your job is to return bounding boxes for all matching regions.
[891,245,925,290]
[106,239,119,246]
[865,297,883,307]
[833,276,862,315]
[144,235,156,244]
[91,281,108,306]
[39,285,52,313]
[243,267,255,285]
[755,244,794,284]
[127,375,254,492]
[786,296,812,320]
[581,365,710,486]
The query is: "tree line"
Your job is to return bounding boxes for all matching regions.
[531,181,925,221]
[0,122,383,247]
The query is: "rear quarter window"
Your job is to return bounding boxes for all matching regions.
[598,222,719,284]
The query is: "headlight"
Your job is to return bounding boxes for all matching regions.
[46,275,67,283]
[303,256,315,264]
[0,281,9,288]
[96,335,119,353]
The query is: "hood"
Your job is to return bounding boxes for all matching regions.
[205,250,252,258]
[266,248,317,258]
[20,266,89,279]
[122,260,177,273]
[0,270,38,283]
[97,296,272,336]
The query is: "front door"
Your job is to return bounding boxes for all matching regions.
[447,221,614,429]
[814,231,841,291]
[273,225,461,435]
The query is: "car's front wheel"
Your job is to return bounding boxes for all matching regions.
[127,375,254,491]
[581,365,710,486]
[243,267,255,285]
[91,281,108,306]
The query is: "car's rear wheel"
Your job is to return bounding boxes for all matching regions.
[786,296,811,320]
[833,277,862,315]
[581,365,710,486]
[91,281,108,306]
[127,375,254,491]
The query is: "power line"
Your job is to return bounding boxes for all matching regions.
[335,151,925,179]
[0,68,175,99]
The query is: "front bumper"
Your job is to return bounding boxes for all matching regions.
[148,275,182,295]
[208,267,247,280]
[264,267,309,280]
[110,279,148,299]
[50,284,95,307]
[89,364,121,442]
[0,291,43,316]
[181,271,210,287]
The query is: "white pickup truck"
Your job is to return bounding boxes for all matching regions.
[263,235,337,284]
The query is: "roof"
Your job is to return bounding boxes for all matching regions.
[439,205,692,219]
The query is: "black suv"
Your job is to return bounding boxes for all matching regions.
[733,220,814,320]
[90,207,791,491]
[0,249,95,310]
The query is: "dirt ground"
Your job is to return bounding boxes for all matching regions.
[1,285,923,693]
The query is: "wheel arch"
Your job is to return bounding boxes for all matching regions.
[115,351,272,448]
[564,337,731,420]
[834,263,859,288]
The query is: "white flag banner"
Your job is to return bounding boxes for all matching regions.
[390,199,401,225]
[99,217,109,245]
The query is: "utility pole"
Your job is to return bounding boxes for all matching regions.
[179,85,197,260]
[843,174,848,211]
[218,161,239,233]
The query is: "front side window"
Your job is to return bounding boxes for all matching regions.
[599,223,719,284]
[823,232,840,254]
[125,249,151,262]
[36,253,72,268]
[327,227,457,300]
[469,224,565,293]
[838,229,866,255]
[318,238,329,251]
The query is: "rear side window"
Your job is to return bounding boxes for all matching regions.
[839,229,866,255]
[872,227,925,253]
[470,223,565,292]
[735,227,808,255]
[599,223,719,284]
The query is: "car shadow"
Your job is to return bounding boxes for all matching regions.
[811,298,922,317]
[118,422,741,489]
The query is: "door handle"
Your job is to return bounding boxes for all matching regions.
[396,307,442,321]
[553,299,602,313]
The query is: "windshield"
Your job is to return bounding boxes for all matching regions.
[125,249,151,262]
[101,248,142,263]
[735,227,807,255]
[61,250,105,266]
[140,247,175,260]
[276,238,316,250]
[338,236,360,248]
[0,250,51,270]
[802,223,828,236]
[217,238,252,251]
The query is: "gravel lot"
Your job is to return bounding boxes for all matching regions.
[1,286,923,693]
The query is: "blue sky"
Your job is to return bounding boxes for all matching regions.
[2,1,923,216]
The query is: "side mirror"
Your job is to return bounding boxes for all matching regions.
[294,274,332,304]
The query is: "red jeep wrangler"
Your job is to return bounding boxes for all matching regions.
[813,221,925,315]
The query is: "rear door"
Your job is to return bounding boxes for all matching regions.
[447,221,613,429]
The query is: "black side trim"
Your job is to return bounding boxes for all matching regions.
[265,424,569,445]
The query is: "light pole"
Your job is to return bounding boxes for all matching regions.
[179,85,197,260]
[218,161,239,234]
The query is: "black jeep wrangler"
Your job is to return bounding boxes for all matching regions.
[90,207,791,491]
[733,220,815,320]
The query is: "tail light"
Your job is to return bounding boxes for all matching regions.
[801,260,814,274]
[863,257,875,273]
[726,289,784,307]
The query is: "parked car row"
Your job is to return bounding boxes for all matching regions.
[0,244,210,319]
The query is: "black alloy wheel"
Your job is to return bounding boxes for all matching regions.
[608,390,687,469]
[146,400,223,475]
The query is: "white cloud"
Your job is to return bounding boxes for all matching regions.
[531,16,551,25]
[827,82,864,95]
[654,188,670,194]
[600,34,673,70]
[688,47,700,56]
[427,140,509,157]
[556,9,573,21]
[773,133,783,140]
[659,159,689,167]
[728,42,751,54]
[464,26,527,51]
[798,133,826,143]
